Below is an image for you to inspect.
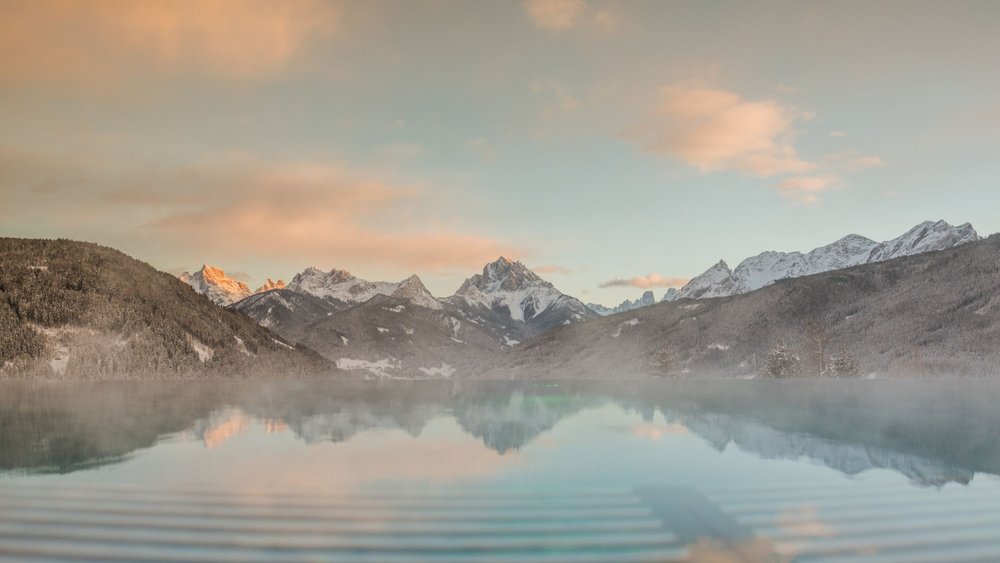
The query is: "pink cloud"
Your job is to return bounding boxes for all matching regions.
[599,273,689,289]
[0,0,339,86]
[524,0,615,31]
[0,150,519,273]
[775,175,839,205]
[629,83,816,177]
[533,264,572,275]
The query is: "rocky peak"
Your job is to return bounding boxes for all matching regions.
[255,278,286,293]
[460,257,550,295]
[179,264,252,307]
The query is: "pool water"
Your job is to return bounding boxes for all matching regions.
[2,379,1000,562]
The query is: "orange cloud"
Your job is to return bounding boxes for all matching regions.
[533,264,572,275]
[138,159,518,271]
[630,83,816,177]
[776,175,839,205]
[0,150,518,273]
[0,0,338,86]
[599,273,689,289]
[524,0,615,31]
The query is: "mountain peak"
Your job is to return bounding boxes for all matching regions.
[180,264,252,306]
[471,257,546,293]
[670,220,978,303]
[255,278,286,293]
[450,258,594,333]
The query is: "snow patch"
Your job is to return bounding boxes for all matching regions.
[186,335,214,363]
[418,363,456,378]
[335,357,400,377]
[49,344,70,375]
[234,336,251,356]
[612,318,640,338]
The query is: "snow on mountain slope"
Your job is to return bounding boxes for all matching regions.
[255,278,286,293]
[588,291,656,316]
[447,257,596,343]
[179,265,253,306]
[230,288,341,332]
[668,260,737,300]
[287,267,442,310]
[665,220,978,302]
[867,220,978,263]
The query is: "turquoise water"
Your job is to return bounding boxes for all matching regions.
[2,380,1000,561]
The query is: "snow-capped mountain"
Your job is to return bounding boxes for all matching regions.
[287,267,442,310]
[179,265,253,306]
[664,220,978,302]
[588,290,656,316]
[666,260,737,300]
[867,220,978,263]
[255,278,286,293]
[446,257,596,344]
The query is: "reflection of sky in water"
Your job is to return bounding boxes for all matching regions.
[4,381,1000,561]
[3,401,990,497]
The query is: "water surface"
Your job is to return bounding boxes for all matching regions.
[2,379,1000,562]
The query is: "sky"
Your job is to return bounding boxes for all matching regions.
[1,0,998,306]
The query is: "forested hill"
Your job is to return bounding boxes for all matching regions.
[479,234,1000,379]
[0,238,332,379]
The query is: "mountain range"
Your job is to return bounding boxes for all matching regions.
[2,219,994,380]
[0,239,327,379]
[225,257,593,378]
[482,232,1000,379]
[588,291,656,316]
[663,220,978,302]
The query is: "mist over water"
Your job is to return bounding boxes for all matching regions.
[3,380,1000,561]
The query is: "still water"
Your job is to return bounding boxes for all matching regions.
[2,379,1000,562]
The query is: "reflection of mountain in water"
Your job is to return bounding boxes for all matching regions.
[672,411,974,486]
[452,390,595,454]
[615,379,1000,487]
[3,380,1000,486]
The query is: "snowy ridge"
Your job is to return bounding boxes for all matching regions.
[255,278,286,293]
[448,257,595,332]
[287,267,442,310]
[179,265,252,306]
[588,291,656,316]
[664,220,978,302]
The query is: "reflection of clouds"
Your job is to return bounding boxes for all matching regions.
[631,422,688,441]
[196,408,251,449]
[685,537,788,563]
[263,418,287,434]
[775,505,835,538]
[183,416,521,495]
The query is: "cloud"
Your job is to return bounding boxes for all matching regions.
[524,0,615,31]
[533,264,572,275]
[825,151,883,172]
[465,138,497,161]
[628,82,816,177]
[531,80,582,118]
[829,130,848,138]
[0,150,518,273]
[599,273,689,289]
[0,0,339,86]
[855,155,883,169]
[775,175,839,205]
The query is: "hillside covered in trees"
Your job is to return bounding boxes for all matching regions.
[0,238,332,379]
[480,235,1000,379]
